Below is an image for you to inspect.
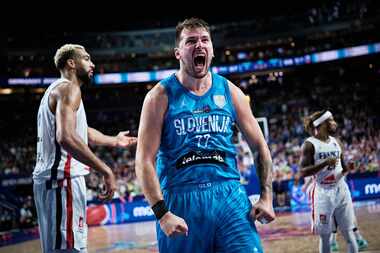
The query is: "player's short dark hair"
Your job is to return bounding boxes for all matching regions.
[175,17,210,47]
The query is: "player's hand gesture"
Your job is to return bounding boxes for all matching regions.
[98,170,116,202]
[159,211,188,237]
[250,198,276,224]
[324,157,337,167]
[115,131,137,148]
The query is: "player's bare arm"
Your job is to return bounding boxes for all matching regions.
[336,138,349,174]
[88,127,137,148]
[135,84,167,206]
[135,84,188,236]
[228,81,275,224]
[51,82,116,200]
[299,141,336,178]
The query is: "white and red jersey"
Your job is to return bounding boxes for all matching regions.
[33,78,90,184]
[305,136,343,188]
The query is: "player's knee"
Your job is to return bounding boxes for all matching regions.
[341,229,355,244]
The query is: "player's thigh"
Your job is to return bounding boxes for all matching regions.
[69,177,88,250]
[157,190,214,253]
[313,189,335,234]
[34,182,59,251]
[215,185,263,253]
[334,201,355,231]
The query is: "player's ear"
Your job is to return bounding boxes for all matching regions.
[174,47,181,60]
[67,59,75,69]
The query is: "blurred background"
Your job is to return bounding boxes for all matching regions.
[2,1,380,252]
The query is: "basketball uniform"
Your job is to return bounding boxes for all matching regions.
[156,72,263,253]
[33,78,89,252]
[306,136,355,235]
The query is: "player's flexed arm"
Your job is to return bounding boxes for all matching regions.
[299,141,336,178]
[52,82,116,201]
[135,84,188,237]
[228,81,275,224]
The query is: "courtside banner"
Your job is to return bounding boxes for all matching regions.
[86,200,154,226]
[85,176,380,226]
[348,177,380,201]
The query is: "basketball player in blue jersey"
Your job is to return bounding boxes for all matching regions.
[299,110,358,253]
[136,18,275,253]
[33,44,137,253]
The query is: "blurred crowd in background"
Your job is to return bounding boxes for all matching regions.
[2,0,379,232]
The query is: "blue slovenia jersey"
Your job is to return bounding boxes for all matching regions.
[156,72,241,190]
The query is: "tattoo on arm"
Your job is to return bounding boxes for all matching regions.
[257,157,273,195]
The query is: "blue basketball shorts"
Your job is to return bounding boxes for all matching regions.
[156,180,263,253]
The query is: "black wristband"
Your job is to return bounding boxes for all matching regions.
[151,200,169,220]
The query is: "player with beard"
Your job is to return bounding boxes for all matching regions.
[299,110,358,253]
[33,44,136,253]
[136,18,275,253]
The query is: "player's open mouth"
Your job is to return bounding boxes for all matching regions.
[194,55,206,69]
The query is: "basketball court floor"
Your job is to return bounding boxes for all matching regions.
[2,200,379,253]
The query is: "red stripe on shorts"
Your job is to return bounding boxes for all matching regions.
[64,154,74,248]
[311,182,316,234]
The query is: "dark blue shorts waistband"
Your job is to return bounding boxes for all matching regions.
[163,180,240,193]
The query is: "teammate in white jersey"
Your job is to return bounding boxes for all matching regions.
[299,110,358,253]
[33,44,137,253]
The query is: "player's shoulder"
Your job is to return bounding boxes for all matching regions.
[225,78,237,89]
[49,81,82,110]
[331,136,344,149]
[51,80,80,97]
[303,137,314,145]
[148,82,167,97]
[303,139,313,146]
[302,139,315,152]
[305,136,318,144]
[224,78,242,98]
[144,82,168,107]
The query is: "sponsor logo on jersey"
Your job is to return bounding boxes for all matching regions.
[193,105,211,114]
[176,150,226,169]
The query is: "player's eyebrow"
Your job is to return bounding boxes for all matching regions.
[186,35,210,40]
